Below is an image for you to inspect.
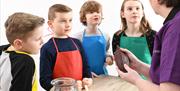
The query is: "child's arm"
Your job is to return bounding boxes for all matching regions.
[10,55,35,91]
[39,45,55,90]
[105,33,113,65]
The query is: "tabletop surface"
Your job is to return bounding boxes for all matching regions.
[84,75,139,91]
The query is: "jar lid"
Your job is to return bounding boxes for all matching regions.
[51,77,76,87]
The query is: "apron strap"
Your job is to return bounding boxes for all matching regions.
[82,29,106,41]
[52,38,59,53]
[69,37,79,50]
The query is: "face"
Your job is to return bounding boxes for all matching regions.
[121,0,144,24]
[21,26,44,54]
[85,11,102,26]
[149,0,160,15]
[49,12,72,37]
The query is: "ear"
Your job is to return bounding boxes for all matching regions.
[13,39,23,50]
[48,20,53,29]
[121,11,125,18]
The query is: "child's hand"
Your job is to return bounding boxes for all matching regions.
[105,56,113,65]
[76,80,83,91]
[82,78,93,87]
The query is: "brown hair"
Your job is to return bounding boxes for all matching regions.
[117,0,151,35]
[158,0,180,7]
[80,0,102,26]
[48,4,72,20]
[5,12,45,44]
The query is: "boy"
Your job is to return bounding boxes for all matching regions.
[73,0,113,76]
[39,4,92,91]
[0,12,44,91]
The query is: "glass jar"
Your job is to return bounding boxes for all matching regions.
[51,77,77,91]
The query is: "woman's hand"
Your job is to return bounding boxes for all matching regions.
[117,64,141,85]
[119,48,142,72]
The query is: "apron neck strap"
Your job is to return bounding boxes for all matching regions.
[52,37,79,53]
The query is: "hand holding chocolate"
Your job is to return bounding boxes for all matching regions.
[114,46,130,72]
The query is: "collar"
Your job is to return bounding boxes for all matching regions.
[163,6,180,24]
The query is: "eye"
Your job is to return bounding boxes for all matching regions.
[69,19,72,22]
[127,7,132,11]
[136,7,140,10]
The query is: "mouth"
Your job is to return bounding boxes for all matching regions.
[93,17,99,21]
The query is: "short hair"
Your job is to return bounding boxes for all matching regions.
[79,0,102,26]
[158,0,180,7]
[5,12,45,44]
[48,4,72,20]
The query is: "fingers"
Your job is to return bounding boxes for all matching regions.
[91,72,100,78]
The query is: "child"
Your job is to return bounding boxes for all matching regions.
[117,0,180,90]
[39,4,92,91]
[73,0,113,76]
[112,0,156,65]
[0,12,44,91]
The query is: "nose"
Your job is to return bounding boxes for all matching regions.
[132,8,138,14]
[65,21,71,28]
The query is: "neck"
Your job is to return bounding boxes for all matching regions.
[125,23,143,37]
[86,25,98,34]
[6,45,15,51]
[53,34,68,38]
[159,5,173,18]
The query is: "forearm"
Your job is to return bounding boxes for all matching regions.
[135,79,159,91]
[135,61,150,79]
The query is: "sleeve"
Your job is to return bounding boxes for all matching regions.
[39,45,55,91]
[75,39,92,78]
[160,22,180,85]
[112,32,120,54]
[10,55,35,91]
[104,33,113,58]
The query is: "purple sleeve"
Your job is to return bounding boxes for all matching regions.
[160,21,180,85]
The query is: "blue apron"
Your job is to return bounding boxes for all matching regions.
[82,29,108,75]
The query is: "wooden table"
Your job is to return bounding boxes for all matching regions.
[84,75,139,91]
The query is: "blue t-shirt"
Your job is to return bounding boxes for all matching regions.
[150,7,180,85]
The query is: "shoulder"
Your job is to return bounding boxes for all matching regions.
[0,44,10,51]
[9,52,35,69]
[146,29,157,36]
[113,30,123,38]
[41,38,53,50]
[71,37,81,44]
[71,31,84,41]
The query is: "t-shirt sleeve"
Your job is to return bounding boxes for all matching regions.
[10,55,35,91]
[39,45,54,90]
[160,22,180,85]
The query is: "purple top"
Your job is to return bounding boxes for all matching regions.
[150,7,180,85]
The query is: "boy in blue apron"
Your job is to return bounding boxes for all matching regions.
[112,0,156,78]
[73,1,113,76]
[40,4,92,91]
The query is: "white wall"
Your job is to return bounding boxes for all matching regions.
[0,0,164,91]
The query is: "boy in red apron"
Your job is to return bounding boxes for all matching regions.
[40,4,92,91]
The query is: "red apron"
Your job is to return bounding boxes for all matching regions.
[52,38,83,80]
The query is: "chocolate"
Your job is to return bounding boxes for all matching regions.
[114,47,130,72]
